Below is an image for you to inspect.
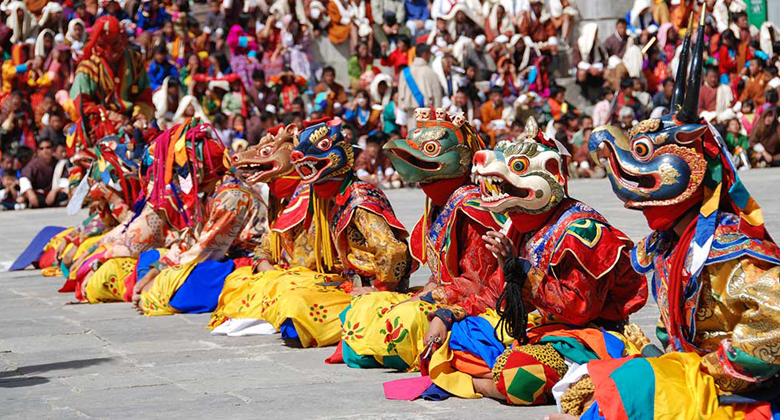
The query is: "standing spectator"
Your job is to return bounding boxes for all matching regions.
[603,18,629,58]
[398,43,443,130]
[19,139,61,208]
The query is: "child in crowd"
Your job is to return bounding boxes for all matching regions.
[354,135,401,189]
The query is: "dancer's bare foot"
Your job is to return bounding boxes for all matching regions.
[61,246,77,267]
[472,377,505,400]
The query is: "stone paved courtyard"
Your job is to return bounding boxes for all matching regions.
[2,169,779,420]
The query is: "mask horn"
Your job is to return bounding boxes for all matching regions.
[669,15,694,112]
[678,6,707,123]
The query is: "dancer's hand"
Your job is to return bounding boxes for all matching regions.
[483,231,516,267]
[252,260,276,273]
[424,317,447,346]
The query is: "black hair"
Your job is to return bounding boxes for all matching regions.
[663,76,674,86]
[549,84,565,97]
[415,43,430,56]
[153,45,168,56]
[397,34,410,46]
[743,99,755,111]
[620,77,634,90]
[322,66,336,76]
[765,89,778,105]
[495,258,532,343]
[767,66,779,77]
[252,69,265,81]
[616,18,628,26]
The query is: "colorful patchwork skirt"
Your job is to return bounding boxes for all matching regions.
[340,292,442,371]
[429,316,640,405]
[565,352,778,420]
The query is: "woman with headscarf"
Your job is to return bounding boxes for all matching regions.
[151,76,180,128]
[656,22,678,63]
[172,95,209,124]
[625,0,657,36]
[37,1,64,34]
[5,1,37,44]
[64,18,86,55]
[572,22,608,104]
[486,3,513,42]
[750,107,780,167]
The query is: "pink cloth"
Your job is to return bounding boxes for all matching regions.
[383,376,433,400]
[226,25,258,55]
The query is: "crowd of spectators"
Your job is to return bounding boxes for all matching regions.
[0,0,779,209]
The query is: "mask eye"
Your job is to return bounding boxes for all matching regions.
[316,137,332,151]
[260,146,272,157]
[421,140,441,157]
[508,156,529,174]
[631,138,654,161]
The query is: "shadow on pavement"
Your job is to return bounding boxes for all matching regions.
[0,357,115,386]
[0,376,49,388]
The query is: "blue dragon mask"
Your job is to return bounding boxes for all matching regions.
[290,119,355,184]
[588,12,710,209]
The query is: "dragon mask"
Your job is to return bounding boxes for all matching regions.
[588,12,709,210]
[290,119,354,184]
[472,117,566,215]
[384,108,483,184]
[232,124,296,184]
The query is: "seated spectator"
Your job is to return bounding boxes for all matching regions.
[0,172,21,210]
[480,86,509,148]
[725,117,751,169]
[354,135,401,188]
[343,89,381,138]
[653,77,675,110]
[19,139,64,208]
[518,0,558,55]
[573,22,608,103]
[314,66,349,116]
[740,57,768,107]
[404,0,432,37]
[698,65,720,113]
[603,18,629,58]
[136,0,171,33]
[380,34,411,75]
[37,112,65,145]
[68,2,95,28]
[751,107,780,167]
[148,46,179,91]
